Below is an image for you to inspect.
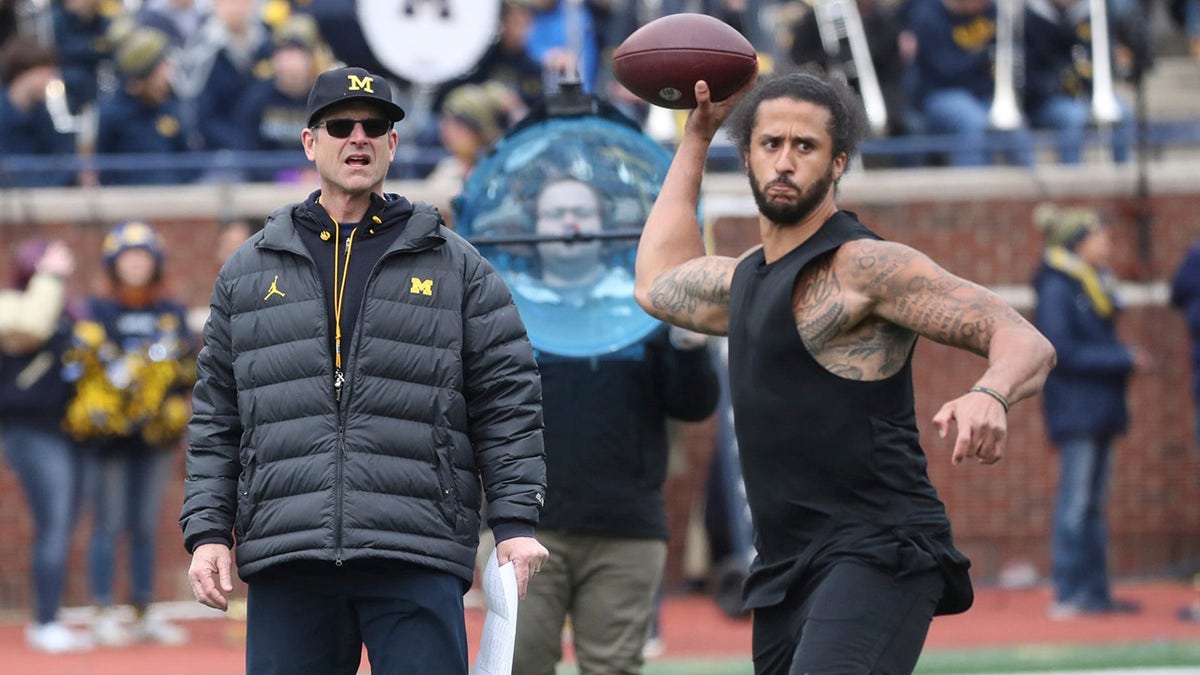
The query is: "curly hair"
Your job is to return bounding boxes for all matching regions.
[724,72,867,167]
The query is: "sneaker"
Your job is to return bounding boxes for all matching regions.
[134,615,188,645]
[642,636,666,659]
[1048,601,1081,620]
[26,621,94,653]
[92,607,134,647]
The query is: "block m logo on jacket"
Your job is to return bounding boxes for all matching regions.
[410,277,433,296]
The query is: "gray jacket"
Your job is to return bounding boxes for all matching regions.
[180,199,545,583]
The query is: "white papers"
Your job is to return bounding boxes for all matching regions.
[472,549,519,675]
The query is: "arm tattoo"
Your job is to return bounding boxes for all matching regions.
[793,255,848,345]
[647,260,733,330]
[888,266,1025,357]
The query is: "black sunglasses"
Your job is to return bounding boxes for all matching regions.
[313,118,392,138]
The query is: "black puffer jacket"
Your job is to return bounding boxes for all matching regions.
[180,197,545,583]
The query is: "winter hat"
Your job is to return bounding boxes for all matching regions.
[115,27,171,80]
[1034,202,1102,251]
[272,14,321,52]
[441,82,510,147]
[102,220,165,268]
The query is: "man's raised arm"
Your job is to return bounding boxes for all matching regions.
[635,80,753,336]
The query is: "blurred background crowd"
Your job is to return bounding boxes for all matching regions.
[1,0,1199,189]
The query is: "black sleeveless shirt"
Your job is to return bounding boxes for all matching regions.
[727,210,972,615]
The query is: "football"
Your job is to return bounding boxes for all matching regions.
[611,13,758,110]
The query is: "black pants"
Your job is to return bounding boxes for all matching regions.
[245,564,468,675]
[752,560,944,675]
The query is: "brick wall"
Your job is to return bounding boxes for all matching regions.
[2,171,1199,613]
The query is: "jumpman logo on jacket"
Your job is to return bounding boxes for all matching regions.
[264,275,286,301]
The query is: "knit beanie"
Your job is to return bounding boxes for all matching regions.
[1034,202,1102,251]
[115,27,170,80]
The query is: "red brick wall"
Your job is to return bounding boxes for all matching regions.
[2,186,1199,613]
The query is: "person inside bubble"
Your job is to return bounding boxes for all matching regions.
[511,176,635,308]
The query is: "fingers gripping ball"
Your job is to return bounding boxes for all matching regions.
[611,13,758,109]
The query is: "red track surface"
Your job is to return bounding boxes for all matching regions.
[0,581,1196,674]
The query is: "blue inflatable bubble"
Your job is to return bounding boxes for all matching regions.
[455,104,676,357]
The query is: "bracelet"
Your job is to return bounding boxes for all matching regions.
[969,385,1010,413]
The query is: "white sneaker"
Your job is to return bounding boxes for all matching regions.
[26,621,95,653]
[134,615,188,645]
[642,636,666,659]
[1047,601,1081,621]
[92,607,134,647]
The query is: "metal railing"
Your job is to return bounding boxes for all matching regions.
[4,120,1200,188]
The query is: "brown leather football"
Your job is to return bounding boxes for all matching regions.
[611,13,758,110]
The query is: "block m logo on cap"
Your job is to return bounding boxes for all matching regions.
[347,74,375,93]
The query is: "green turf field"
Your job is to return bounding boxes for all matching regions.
[554,640,1200,674]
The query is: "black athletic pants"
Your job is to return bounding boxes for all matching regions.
[751,559,945,675]
[245,564,468,675]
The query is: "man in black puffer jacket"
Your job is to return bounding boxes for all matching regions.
[180,66,548,675]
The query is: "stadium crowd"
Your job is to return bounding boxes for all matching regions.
[0,0,1197,188]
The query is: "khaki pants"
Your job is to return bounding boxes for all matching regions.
[514,531,667,675]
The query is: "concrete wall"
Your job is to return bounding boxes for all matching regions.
[1,159,1198,612]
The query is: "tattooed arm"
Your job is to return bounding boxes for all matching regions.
[845,239,1056,464]
[635,79,755,335]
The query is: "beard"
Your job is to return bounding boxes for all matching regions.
[748,162,835,226]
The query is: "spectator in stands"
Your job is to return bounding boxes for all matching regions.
[521,0,608,93]
[0,37,78,188]
[1,238,93,654]
[177,0,272,156]
[1023,0,1140,164]
[433,0,545,113]
[65,220,194,646]
[138,0,210,48]
[905,0,1034,166]
[1032,203,1145,620]
[52,0,116,115]
[235,14,327,182]
[427,81,524,200]
[94,26,192,185]
[789,0,915,147]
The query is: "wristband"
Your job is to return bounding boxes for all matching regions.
[969,385,1010,413]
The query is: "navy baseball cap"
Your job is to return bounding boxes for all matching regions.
[306,67,406,128]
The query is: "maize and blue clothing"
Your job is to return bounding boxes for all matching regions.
[235,78,310,182]
[81,295,192,610]
[905,0,1033,166]
[1023,0,1135,164]
[1034,246,1134,612]
[94,89,193,186]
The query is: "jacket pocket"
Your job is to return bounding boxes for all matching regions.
[432,428,464,534]
[233,448,257,541]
